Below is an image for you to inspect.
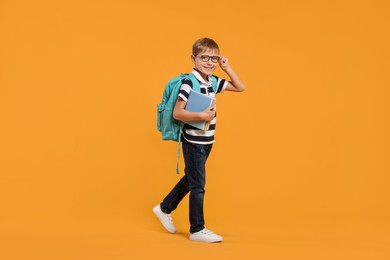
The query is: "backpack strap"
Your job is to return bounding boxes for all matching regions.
[187,73,201,92]
[176,127,182,174]
[209,75,218,93]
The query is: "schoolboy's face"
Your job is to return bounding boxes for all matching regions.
[191,48,220,79]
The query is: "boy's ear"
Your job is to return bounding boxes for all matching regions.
[191,55,195,64]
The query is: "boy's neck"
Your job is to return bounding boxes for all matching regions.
[194,68,209,82]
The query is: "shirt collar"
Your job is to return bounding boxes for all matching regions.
[192,69,213,86]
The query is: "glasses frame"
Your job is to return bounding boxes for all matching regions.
[193,54,220,63]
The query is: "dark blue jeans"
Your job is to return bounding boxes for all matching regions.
[160,138,213,233]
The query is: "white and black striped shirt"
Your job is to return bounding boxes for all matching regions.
[178,69,228,144]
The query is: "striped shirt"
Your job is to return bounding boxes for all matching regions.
[178,69,228,144]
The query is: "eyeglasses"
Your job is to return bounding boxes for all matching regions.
[194,55,220,63]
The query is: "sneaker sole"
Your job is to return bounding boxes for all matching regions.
[189,236,223,243]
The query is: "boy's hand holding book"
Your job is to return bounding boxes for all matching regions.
[201,106,215,122]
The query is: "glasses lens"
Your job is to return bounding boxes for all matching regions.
[200,55,209,62]
[211,56,219,63]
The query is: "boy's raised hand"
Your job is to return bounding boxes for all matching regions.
[218,56,230,70]
[218,55,245,92]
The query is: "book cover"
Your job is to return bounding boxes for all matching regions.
[184,90,215,130]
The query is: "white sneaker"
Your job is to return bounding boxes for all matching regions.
[190,228,223,243]
[153,205,176,234]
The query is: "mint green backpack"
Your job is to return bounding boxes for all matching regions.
[157,73,217,173]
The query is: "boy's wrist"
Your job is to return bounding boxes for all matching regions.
[222,65,233,73]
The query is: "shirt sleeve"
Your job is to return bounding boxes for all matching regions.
[214,76,228,94]
[178,78,193,102]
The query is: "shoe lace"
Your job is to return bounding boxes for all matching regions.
[201,228,215,235]
[166,214,173,223]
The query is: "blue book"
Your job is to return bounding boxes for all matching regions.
[184,90,215,130]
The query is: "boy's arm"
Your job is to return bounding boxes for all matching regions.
[219,56,245,92]
[173,97,215,121]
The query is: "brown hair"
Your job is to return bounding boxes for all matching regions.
[192,38,220,56]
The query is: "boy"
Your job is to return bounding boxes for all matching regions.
[153,38,245,243]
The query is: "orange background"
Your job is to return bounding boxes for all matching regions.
[0,0,389,259]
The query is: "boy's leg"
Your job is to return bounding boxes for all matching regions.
[182,139,213,233]
[160,175,189,213]
[154,172,190,234]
